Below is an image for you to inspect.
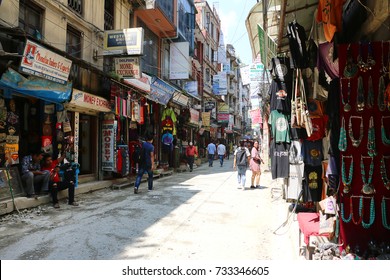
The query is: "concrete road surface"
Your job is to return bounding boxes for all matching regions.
[0,157,300,260]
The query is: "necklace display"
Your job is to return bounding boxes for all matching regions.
[349,116,364,148]
[381,197,390,230]
[351,196,363,225]
[338,117,347,151]
[341,79,352,112]
[381,116,390,145]
[344,44,358,78]
[380,156,390,190]
[366,76,375,109]
[342,155,353,194]
[356,76,365,112]
[341,199,352,223]
[378,76,386,111]
[367,116,376,156]
[360,196,375,229]
[360,155,375,195]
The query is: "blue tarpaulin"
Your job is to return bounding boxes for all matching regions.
[0,68,72,104]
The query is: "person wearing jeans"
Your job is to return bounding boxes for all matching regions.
[217,141,226,167]
[233,140,250,190]
[21,150,50,198]
[134,132,155,194]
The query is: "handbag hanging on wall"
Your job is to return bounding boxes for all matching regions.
[342,0,368,43]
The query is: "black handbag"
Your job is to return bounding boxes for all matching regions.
[342,0,367,43]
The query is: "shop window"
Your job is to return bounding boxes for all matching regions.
[137,19,158,76]
[66,25,82,59]
[19,0,43,38]
[68,0,83,15]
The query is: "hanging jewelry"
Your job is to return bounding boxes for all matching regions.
[378,75,386,111]
[381,41,389,76]
[381,197,390,230]
[361,196,375,229]
[342,155,353,194]
[360,155,375,195]
[381,116,390,145]
[366,76,375,109]
[344,44,358,78]
[366,42,376,71]
[338,117,347,151]
[349,116,364,148]
[341,198,352,223]
[357,42,366,72]
[380,156,390,190]
[367,116,376,157]
[352,196,363,225]
[341,79,352,112]
[356,76,365,112]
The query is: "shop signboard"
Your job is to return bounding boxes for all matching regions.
[124,72,151,93]
[201,112,211,127]
[20,39,72,85]
[114,57,141,79]
[172,91,189,106]
[69,89,111,113]
[74,112,79,164]
[184,81,200,100]
[102,120,117,171]
[217,113,229,123]
[189,108,199,126]
[169,42,190,80]
[103,28,144,56]
[148,77,177,105]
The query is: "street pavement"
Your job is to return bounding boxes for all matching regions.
[0,157,301,260]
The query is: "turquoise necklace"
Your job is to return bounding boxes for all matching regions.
[349,116,364,148]
[342,155,353,194]
[367,116,376,157]
[360,196,375,229]
[338,117,347,151]
[381,197,390,230]
[381,116,390,145]
[380,156,390,190]
[341,200,352,223]
[361,156,375,195]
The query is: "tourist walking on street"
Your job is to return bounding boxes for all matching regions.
[134,132,155,194]
[185,141,198,172]
[233,140,250,189]
[249,140,264,188]
[206,140,216,167]
[217,140,226,167]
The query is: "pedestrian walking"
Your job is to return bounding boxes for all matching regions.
[185,141,198,172]
[233,140,250,189]
[217,141,226,167]
[134,132,155,194]
[206,140,216,167]
[249,140,264,188]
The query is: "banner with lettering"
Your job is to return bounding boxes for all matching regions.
[101,120,117,171]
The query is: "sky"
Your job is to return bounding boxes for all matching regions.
[216,0,257,66]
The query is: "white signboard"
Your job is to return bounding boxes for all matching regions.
[70,89,111,112]
[20,39,72,84]
[114,57,141,78]
[124,72,151,92]
[169,42,190,80]
[103,28,144,56]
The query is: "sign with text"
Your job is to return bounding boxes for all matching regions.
[69,89,111,112]
[169,42,190,80]
[124,72,151,92]
[20,39,72,84]
[103,28,144,55]
[114,57,141,78]
[101,120,117,171]
[149,77,177,105]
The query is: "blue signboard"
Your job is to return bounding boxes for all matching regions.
[149,77,177,105]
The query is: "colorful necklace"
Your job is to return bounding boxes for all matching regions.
[341,200,352,223]
[361,196,375,229]
[341,78,352,112]
[351,196,363,225]
[367,116,376,157]
[378,75,386,111]
[356,76,365,112]
[349,116,364,148]
[338,117,347,151]
[381,197,390,230]
[382,116,390,145]
[361,155,375,195]
[380,156,390,190]
[366,75,375,109]
[342,155,353,194]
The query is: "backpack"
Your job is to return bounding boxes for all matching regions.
[132,144,145,165]
[236,148,247,166]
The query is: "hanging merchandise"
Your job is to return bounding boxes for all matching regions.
[341,79,352,112]
[381,197,390,230]
[367,116,377,157]
[366,76,375,109]
[42,114,52,136]
[360,155,375,195]
[63,115,72,133]
[356,76,365,112]
[343,45,358,78]
[338,117,347,151]
[381,116,390,145]
[341,155,353,194]
[360,196,375,229]
[380,156,390,190]
[286,20,309,69]
[348,116,363,148]
[341,0,368,43]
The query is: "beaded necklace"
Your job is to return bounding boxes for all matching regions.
[351,196,363,225]
[341,79,352,112]
[361,196,375,229]
[367,116,376,157]
[356,76,365,112]
[367,76,375,109]
[381,197,390,230]
[380,156,390,190]
[349,116,364,148]
[381,116,390,145]
[361,155,375,195]
[344,44,358,79]
[342,155,353,194]
[378,76,386,111]
[338,117,347,151]
[341,200,352,223]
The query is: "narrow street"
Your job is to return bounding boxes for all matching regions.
[0,157,299,260]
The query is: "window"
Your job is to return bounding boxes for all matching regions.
[205,68,210,83]
[68,0,82,15]
[104,0,114,30]
[137,19,158,76]
[156,0,174,23]
[66,25,82,59]
[19,0,43,38]
[205,43,210,61]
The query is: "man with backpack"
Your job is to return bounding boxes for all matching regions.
[233,140,251,190]
[133,132,155,194]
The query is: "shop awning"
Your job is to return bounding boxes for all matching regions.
[0,68,72,104]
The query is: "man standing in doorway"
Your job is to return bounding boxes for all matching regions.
[134,132,155,194]
[206,140,217,167]
[217,140,226,167]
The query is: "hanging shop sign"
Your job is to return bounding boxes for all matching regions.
[124,72,151,92]
[201,111,211,127]
[184,81,200,100]
[20,39,72,85]
[249,108,262,124]
[67,89,111,113]
[101,120,117,171]
[212,72,227,95]
[114,57,141,79]
[172,91,189,106]
[217,113,229,123]
[74,112,79,164]
[169,42,190,80]
[103,28,144,56]
[148,77,178,105]
[189,108,199,126]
